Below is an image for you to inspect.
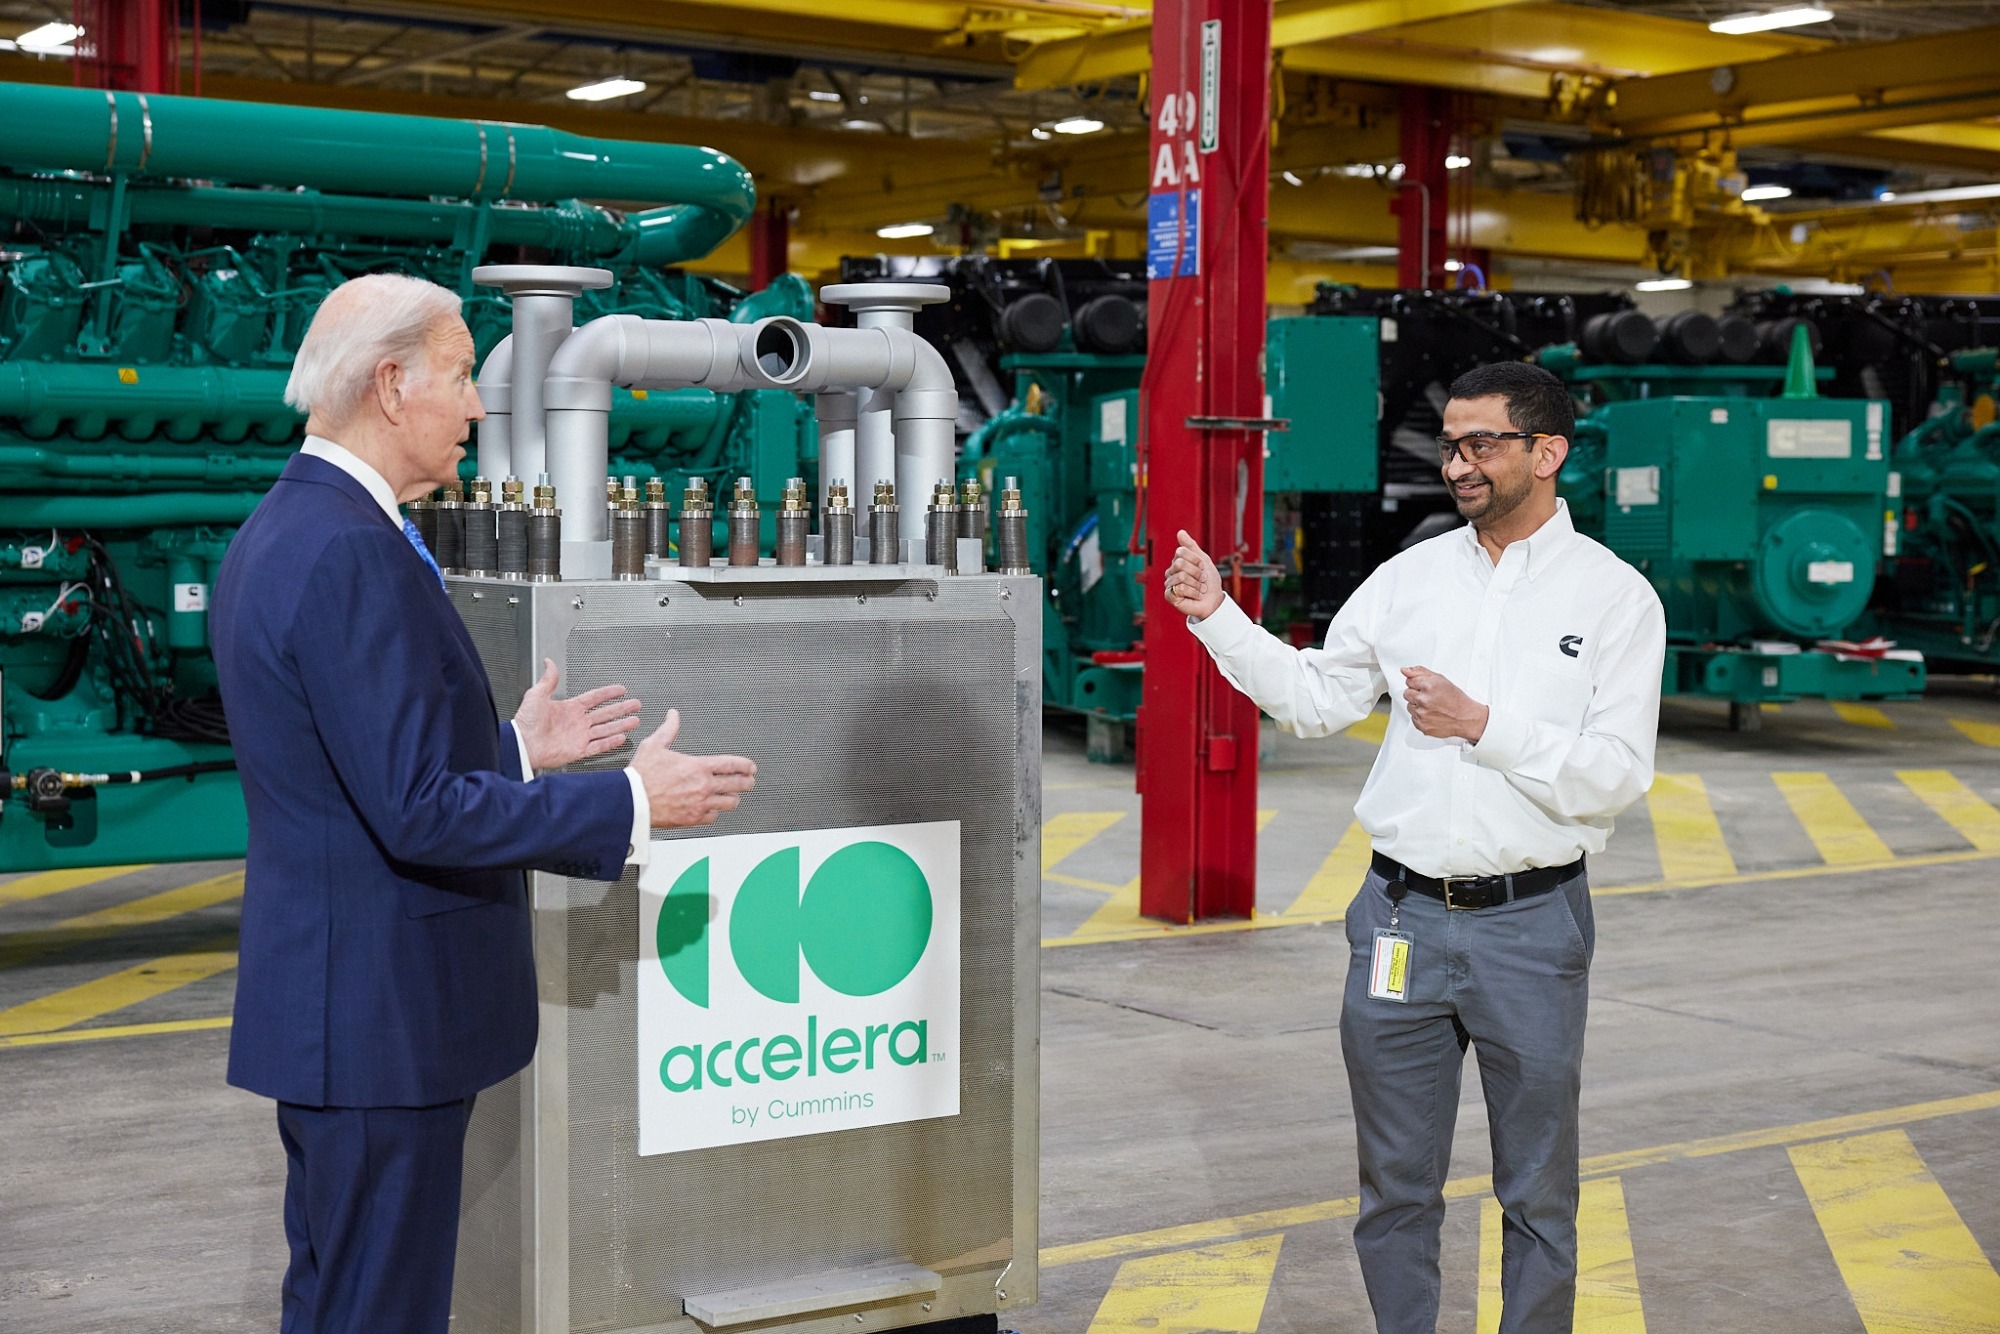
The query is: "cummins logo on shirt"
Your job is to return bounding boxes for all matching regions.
[637,821,961,1155]
[1559,634,1584,658]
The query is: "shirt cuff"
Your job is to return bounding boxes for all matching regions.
[1186,596,1255,651]
[623,767,650,866]
[1470,704,1529,771]
[514,727,535,782]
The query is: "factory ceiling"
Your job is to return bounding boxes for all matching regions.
[4,0,2000,289]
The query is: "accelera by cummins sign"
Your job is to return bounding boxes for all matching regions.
[637,821,961,1156]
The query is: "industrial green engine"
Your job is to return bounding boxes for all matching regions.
[0,83,809,870]
[1552,328,1921,727]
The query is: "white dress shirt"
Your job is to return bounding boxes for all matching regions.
[1190,500,1665,878]
[300,436,651,864]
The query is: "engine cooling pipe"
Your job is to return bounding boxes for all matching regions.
[749,315,957,541]
[0,85,755,267]
[540,314,771,576]
[474,336,514,482]
[473,266,612,487]
[0,363,298,443]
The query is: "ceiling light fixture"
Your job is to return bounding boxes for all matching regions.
[1051,117,1105,135]
[1872,182,2000,205]
[807,89,841,103]
[1030,126,1053,140]
[1445,155,1471,170]
[840,119,885,132]
[567,77,646,102]
[876,223,935,240]
[1740,184,1794,202]
[1282,170,1305,187]
[1636,277,1695,291]
[1443,259,1464,272]
[17,21,81,50]
[1708,7,1833,34]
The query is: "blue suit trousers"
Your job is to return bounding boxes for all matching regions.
[277,1099,476,1334]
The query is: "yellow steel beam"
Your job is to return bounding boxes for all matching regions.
[1605,25,2000,143]
[1014,0,1531,91]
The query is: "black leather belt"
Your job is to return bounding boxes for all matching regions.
[1371,852,1583,911]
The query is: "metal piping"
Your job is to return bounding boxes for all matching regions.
[474,335,514,483]
[815,390,858,513]
[472,266,612,491]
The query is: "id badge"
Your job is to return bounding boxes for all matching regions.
[1369,929,1413,1003]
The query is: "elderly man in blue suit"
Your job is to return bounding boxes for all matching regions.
[211,273,758,1334]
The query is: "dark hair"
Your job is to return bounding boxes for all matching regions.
[1446,362,1574,441]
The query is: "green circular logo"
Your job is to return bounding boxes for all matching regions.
[800,841,932,997]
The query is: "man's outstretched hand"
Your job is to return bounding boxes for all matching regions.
[513,659,643,771]
[1164,529,1227,622]
[630,709,757,828]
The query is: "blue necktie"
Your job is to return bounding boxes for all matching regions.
[402,518,446,590]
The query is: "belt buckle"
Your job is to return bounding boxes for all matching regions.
[1441,876,1481,911]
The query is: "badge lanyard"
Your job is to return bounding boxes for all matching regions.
[1370,878,1412,1004]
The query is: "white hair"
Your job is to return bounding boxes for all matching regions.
[285,274,465,423]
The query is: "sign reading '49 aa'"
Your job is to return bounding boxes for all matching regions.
[636,821,962,1156]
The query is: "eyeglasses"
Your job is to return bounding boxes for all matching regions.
[1434,431,1549,467]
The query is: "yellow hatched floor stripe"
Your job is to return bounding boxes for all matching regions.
[1952,718,2000,748]
[1283,819,1371,918]
[1831,702,1895,729]
[1346,712,1388,744]
[1085,1234,1284,1334]
[0,938,237,1038]
[0,864,151,909]
[1790,1129,2000,1333]
[1066,813,1275,939]
[0,1015,231,1049]
[0,871,245,972]
[1645,774,1737,880]
[1897,770,2000,852]
[1255,809,1279,833]
[1042,812,1127,874]
[1773,773,1894,865]
[1479,1179,1646,1333]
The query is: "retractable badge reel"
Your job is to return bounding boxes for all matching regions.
[1370,878,1412,1003]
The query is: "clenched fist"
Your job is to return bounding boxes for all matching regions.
[1402,666,1489,743]
[1163,529,1226,622]
[629,708,758,828]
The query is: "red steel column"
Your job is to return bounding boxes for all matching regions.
[748,199,790,290]
[74,0,180,93]
[1392,85,1452,289]
[1137,0,1271,923]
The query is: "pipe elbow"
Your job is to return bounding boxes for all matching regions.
[889,328,956,423]
[476,335,514,414]
[545,316,642,412]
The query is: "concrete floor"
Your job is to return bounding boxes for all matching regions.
[5,682,2000,1331]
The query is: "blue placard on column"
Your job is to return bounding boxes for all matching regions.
[1147,188,1200,280]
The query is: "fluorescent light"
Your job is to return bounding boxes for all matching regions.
[1872,181,2000,205]
[1052,117,1104,135]
[1443,259,1464,272]
[1446,154,1471,170]
[1338,163,1379,178]
[17,22,80,51]
[807,89,841,103]
[1708,7,1832,34]
[1636,277,1694,292]
[875,223,934,240]
[1741,184,1793,202]
[1281,170,1305,187]
[1030,126,1053,140]
[1388,162,1407,181]
[840,119,884,132]
[567,77,645,101]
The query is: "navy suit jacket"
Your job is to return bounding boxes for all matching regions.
[212,453,635,1108]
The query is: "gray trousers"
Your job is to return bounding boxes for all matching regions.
[1339,864,1595,1334]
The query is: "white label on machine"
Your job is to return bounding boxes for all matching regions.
[1767,418,1853,459]
[637,821,962,1156]
[1380,317,1398,343]
[1886,471,1902,498]
[1884,513,1898,557]
[1807,560,1856,585]
[173,583,208,613]
[1078,526,1104,592]
[1613,466,1661,508]
[1099,395,1127,445]
[1866,401,1884,460]
[1709,408,1729,425]
[19,546,43,570]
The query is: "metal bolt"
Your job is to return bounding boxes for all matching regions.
[997,1290,1007,1301]
[857,593,868,605]
[658,595,670,607]
[571,596,584,610]
[734,594,745,607]
[926,589,937,601]
[921,1304,932,1313]
[999,587,1011,600]
[470,590,483,601]
[507,595,519,606]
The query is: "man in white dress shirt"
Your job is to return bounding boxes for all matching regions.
[1166,361,1665,1333]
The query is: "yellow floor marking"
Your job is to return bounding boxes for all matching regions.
[1762,702,1782,714]
[1773,772,1894,864]
[1897,771,2000,852]
[1046,870,1132,895]
[1071,876,1145,938]
[1480,1179,1646,1333]
[1952,718,2000,748]
[0,864,151,909]
[1256,808,1279,832]
[1040,1087,2000,1269]
[1346,712,1388,744]
[1645,774,1737,880]
[1085,1234,1284,1334]
[0,939,237,1038]
[0,1014,231,1049]
[1790,1129,2000,1333]
[1042,812,1128,874]
[1282,820,1371,918]
[1832,702,1895,729]
[0,871,244,971]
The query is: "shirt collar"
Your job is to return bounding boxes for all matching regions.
[300,435,402,528]
[1460,498,1577,580]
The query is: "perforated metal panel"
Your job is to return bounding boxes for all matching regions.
[450,574,1041,1334]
